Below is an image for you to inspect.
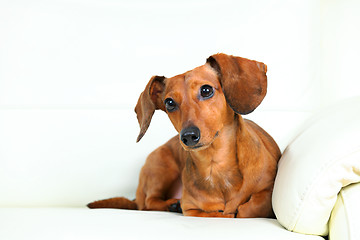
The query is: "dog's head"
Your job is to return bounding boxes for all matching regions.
[135,53,267,151]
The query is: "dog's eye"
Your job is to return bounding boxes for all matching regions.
[200,85,214,99]
[164,98,177,112]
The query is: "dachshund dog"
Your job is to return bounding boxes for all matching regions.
[88,53,281,218]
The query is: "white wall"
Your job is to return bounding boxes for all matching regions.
[320,0,360,105]
[0,0,359,207]
[1,0,359,110]
[0,0,325,110]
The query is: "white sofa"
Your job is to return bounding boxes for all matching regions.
[0,97,359,240]
[1,1,360,239]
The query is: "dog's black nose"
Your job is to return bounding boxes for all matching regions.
[180,126,200,147]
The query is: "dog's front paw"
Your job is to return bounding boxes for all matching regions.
[217,210,235,218]
[167,199,182,213]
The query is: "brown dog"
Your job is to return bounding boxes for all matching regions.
[88,53,281,218]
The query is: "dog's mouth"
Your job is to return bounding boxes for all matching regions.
[189,144,205,150]
[186,131,219,151]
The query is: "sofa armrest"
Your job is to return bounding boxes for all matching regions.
[329,183,360,240]
[272,97,360,236]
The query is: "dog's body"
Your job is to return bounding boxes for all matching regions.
[88,53,281,218]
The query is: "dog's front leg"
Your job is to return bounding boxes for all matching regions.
[235,189,274,218]
[181,191,235,218]
[136,144,182,212]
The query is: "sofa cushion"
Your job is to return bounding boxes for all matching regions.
[0,208,324,240]
[272,97,360,236]
[329,182,360,240]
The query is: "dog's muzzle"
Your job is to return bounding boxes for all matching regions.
[180,126,200,147]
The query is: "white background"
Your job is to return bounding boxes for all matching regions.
[0,0,359,207]
[3,0,360,110]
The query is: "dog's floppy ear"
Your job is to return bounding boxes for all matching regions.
[135,75,165,142]
[207,53,267,115]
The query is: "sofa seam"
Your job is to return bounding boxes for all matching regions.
[340,188,353,240]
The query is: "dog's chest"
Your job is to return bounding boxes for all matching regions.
[189,162,242,213]
[203,163,241,191]
[188,155,242,195]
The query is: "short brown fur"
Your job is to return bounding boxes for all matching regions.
[88,53,281,218]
